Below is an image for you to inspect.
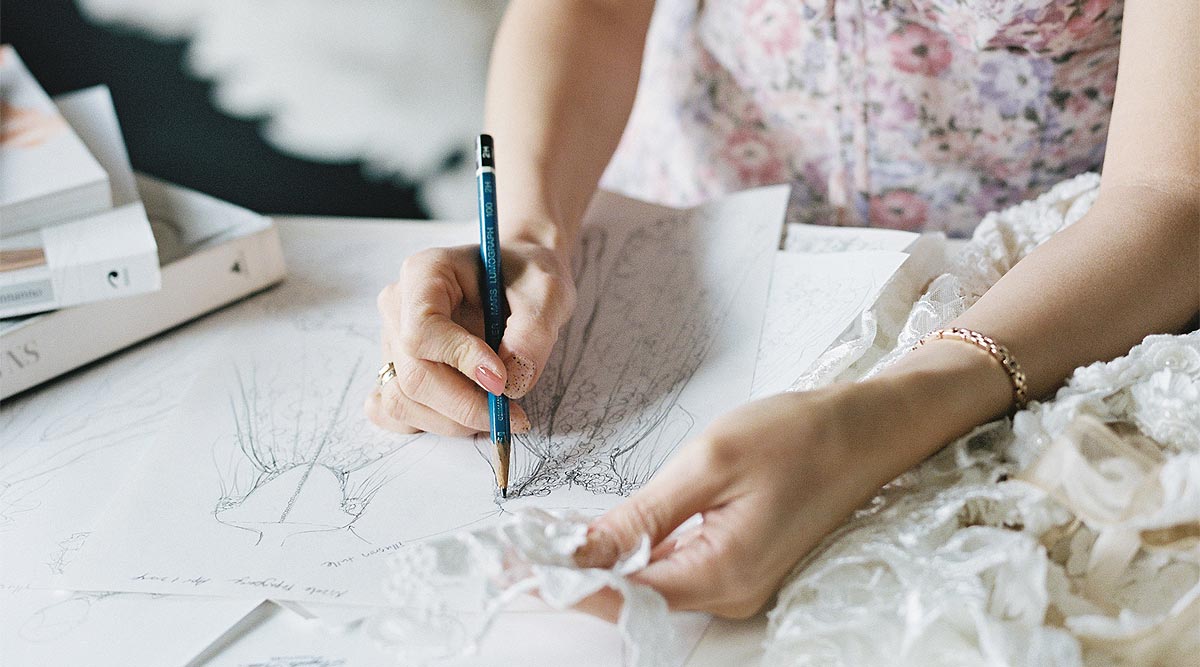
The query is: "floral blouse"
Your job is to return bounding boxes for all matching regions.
[602,0,1122,236]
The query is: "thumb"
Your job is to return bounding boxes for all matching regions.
[574,456,716,570]
[497,311,561,399]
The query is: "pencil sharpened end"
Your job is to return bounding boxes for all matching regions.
[501,488,507,499]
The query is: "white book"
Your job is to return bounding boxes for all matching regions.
[0,46,112,236]
[0,203,159,317]
[0,87,159,318]
[0,85,285,397]
[0,174,286,399]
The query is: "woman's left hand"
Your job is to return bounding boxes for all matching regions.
[573,380,925,618]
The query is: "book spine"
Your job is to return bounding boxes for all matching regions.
[0,203,162,319]
[0,225,285,400]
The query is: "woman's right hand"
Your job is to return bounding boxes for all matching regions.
[366,237,576,437]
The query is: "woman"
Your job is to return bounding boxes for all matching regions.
[368,0,1197,618]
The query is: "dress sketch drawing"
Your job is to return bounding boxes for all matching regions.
[213,352,428,546]
[508,209,760,499]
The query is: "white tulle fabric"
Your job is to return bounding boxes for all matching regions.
[769,172,1199,666]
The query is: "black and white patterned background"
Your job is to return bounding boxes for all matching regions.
[2,0,502,220]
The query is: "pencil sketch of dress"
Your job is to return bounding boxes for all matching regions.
[507,206,764,499]
[213,352,428,546]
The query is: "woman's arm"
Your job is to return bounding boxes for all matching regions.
[578,0,1198,617]
[879,0,1199,450]
[368,1,651,435]
[485,0,655,261]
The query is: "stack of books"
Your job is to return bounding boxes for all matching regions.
[0,46,287,399]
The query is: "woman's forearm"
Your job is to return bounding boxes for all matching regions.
[484,0,654,263]
[953,186,1199,398]
[872,0,1198,470]
[871,187,1199,477]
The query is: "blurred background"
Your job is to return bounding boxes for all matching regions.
[1,0,505,220]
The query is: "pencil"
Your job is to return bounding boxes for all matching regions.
[475,133,511,497]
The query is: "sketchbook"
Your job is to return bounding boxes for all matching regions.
[62,186,788,611]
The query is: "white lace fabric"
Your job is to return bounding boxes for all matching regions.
[770,173,1199,666]
[366,508,686,667]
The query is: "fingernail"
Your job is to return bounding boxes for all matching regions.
[504,355,536,398]
[574,526,618,569]
[475,365,506,395]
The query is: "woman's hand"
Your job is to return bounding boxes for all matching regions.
[367,237,576,436]
[573,377,945,619]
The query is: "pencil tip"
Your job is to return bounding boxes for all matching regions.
[501,488,507,499]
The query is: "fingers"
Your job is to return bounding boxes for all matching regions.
[569,587,623,625]
[497,271,575,399]
[391,358,496,432]
[574,452,719,570]
[575,510,773,620]
[365,384,476,437]
[497,313,556,399]
[631,508,772,618]
[367,370,532,437]
[374,243,575,434]
[387,249,506,395]
[363,389,421,435]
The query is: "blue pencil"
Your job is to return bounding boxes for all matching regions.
[475,134,511,497]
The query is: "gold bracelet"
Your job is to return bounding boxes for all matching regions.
[912,327,1029,411]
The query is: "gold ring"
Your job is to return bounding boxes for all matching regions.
[377,361,398,388]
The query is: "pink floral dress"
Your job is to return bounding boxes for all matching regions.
[601,0,1122,236]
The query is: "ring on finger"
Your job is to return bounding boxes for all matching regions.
[377,361,398,388]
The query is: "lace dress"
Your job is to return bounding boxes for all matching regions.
[602,0,1122,237]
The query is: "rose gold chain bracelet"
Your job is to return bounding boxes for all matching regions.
[912,327,1029,412]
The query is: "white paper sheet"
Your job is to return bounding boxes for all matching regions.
[196,600,709,667]
[0,329,217,588]
[0,587,261,667]
[782,222,917,253]
[751,251,910,398]
[63,186,787,611]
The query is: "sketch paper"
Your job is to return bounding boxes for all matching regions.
[0,328,222,588]
[751,251,910,398]
[0,587,260,667]
[783,222,917,254]
[64,186,788,609]
[197,601,677,667]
